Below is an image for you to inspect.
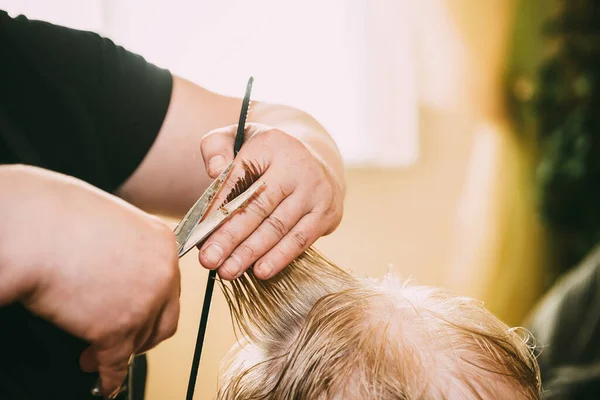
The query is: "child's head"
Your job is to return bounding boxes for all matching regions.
[216,247,541,399]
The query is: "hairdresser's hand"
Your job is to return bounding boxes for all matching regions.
[1,166,181,399]
[197,122,344,280]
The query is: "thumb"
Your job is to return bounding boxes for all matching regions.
[80,346,99,372]
[200,126,236,178]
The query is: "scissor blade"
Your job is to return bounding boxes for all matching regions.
[178,180,265,258]
[174,161,235,252]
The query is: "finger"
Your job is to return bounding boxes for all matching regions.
[198,168,288,270]
[199,126,236,178]
[89,340,136,398]
[80,346,99,373]
[136,287,181,354]
[253,213,324,279]
[137,257,181,354]
[217,192,308,280]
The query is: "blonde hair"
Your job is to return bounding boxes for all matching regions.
[216,247,541,399]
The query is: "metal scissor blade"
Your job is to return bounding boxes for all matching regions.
[174,160,235,254]
[178,180,265,258]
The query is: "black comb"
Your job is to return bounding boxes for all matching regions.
[185,76,254,400]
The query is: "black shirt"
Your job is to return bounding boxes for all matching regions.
[0,10,173,399]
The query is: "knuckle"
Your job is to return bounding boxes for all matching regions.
[322,199,338,219]
[261,127,283,141]
[246,192,273,219]
[161,266,181,297]
[333,203,344,223]
[168,314,180,338]
[156,321,178,344]
[277,182,290,198]
[315,177,335,203]
[199,130,221,152]
[148,214,171,235]
[263,127,299,147]
[153,253,179,287]
[329,194,344,222]
[113,313,143,339]
[290,229,309,250]
[331,203,343,223]
[217,225,239,245]
[155,314,180,345]
[234,243,256,261]
[165,319,179,340]
[264,214,288,238]
[313,178,341,218]
[324,213,342,235]
[97,343,135,369]
[100,357,129,372]
[160,227,177,251]
[148,219,179,262]
[199,134,211,154]
[84,327,105,344]
[317,201,342,236]
[321,184,335,203]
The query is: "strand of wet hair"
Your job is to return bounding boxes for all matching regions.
[218,245,357,347]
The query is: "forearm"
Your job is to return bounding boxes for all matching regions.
[0,165,44,305]
[117,75,345,217]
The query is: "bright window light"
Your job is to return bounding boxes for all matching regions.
[1,0,420,167]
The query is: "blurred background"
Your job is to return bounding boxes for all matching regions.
[2,1,598,399]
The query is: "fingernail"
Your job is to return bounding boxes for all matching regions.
[202,244,223,267]
[208,155,226,175]
[223,257,242,278]
[255,261,273,278]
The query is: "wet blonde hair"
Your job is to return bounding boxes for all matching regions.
[216,247,541,399]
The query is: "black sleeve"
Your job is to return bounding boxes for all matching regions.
[0,10,173,193]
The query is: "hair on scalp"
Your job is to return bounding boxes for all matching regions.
[215,247,542,400]
[215,161,541,399]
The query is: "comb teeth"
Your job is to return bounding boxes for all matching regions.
[222,160,263,206]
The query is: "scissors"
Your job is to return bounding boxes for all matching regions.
[173,160,264,258]
[175,76,257,258]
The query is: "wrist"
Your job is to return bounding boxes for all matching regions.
[304,138,346,197]
[250,103,346,197]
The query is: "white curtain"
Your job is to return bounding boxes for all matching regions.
[0,0,106,34]
[1,0,420,167]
